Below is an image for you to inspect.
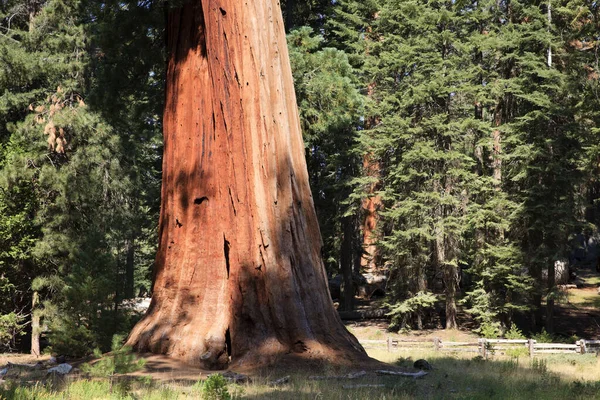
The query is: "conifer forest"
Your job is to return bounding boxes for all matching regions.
[1,0,600,380]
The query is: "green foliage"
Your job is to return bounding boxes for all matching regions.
[288,26,364,274]
[81,335,146,377]
[532,329,555,344]
[506,347,529,359]
[505,326,526,340]
[387,291,437,331]
[479,322,502,339]
[0,0,162,353]
[197,374,232,400]
[0,312,25,351]
[0,0,599,356]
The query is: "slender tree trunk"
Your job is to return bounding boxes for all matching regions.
[444,265,458,330]
[416,274,425,330]
[436,224,457,330]
[547,0,552,68]
[340,216,354,311]
[360,18,382,274]
[127,0,366,369]
[360,152,381,272]
[30,291,40,357]
[125,239,135,299]
[28,0,38,33]
[433,177,457,330]
[544,0,554,334]
[492,104,502,190]
[545,260,555,333]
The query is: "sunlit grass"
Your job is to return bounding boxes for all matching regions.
[568,289,600,308]
[567,270,600,308]
[2,347,600,399]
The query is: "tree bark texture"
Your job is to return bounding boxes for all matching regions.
[360,153,382,273]
[127,0,366,369]
[545,260,555,333]
[125,239,135,299]
[30,291,40,357]
[340,216,354,311]
[435,222,458,330]
[492,105,502,189]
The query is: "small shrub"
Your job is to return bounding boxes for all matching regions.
[531,328,554,343]
[47,320,96,358]
[197,374,232,400]
[505,347,529,359]
[81,334,146,377]
[504,325,525,340]
[484,341,496,356]
[0,312,26,352]
[566,334,580,344]
[479,322,501,339]
[387,292,437,331]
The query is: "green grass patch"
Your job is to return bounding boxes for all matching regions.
[1,349,600,399]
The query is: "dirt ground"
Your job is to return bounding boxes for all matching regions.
[0,323,472,387]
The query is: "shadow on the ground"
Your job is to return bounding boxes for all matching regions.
[239,355,600,400]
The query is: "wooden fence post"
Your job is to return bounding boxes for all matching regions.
[481,339,487,359]
[580,339,587,355]
[528,339,535,359]
[387,336,392,352]
[434,337,440,352]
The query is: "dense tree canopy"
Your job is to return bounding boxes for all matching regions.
[0,0,599,355]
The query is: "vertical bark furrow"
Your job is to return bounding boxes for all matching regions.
[224,235,231,279]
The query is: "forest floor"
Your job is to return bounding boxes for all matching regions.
[553,268,600,338]
[2,341,599,399]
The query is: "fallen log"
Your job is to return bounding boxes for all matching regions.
[376,370,427,379]
[6,362,43,370]
[308,370,367,380]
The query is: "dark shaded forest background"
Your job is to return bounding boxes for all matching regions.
[1,0,599,356]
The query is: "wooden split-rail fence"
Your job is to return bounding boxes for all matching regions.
[360,337,600,358]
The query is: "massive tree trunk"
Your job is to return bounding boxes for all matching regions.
[127,0,366,369]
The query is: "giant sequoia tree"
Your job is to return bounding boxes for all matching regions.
[127,0,366,369]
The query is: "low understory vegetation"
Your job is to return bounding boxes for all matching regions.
[1,347,599,400]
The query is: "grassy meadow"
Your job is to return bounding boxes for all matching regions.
[1,344,599,400]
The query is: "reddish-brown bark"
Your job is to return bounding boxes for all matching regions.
[127,0,366,369]
[360,155,382,273]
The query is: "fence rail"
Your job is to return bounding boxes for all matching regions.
[360,337,600,358]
